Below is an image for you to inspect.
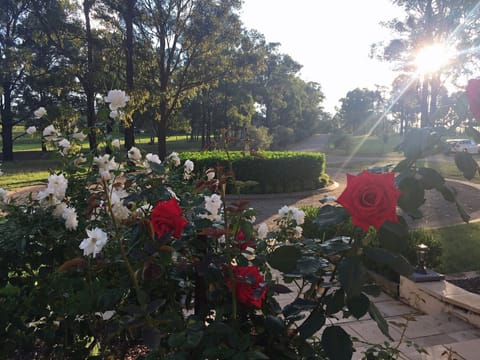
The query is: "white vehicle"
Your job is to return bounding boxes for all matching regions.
[445,139,479,154]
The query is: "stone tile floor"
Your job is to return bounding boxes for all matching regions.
[276,289,480,359]
[340,293,480,359]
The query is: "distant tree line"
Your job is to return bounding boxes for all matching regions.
[0,0,328,161]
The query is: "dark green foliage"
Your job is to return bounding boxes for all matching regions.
[181,151,328,193]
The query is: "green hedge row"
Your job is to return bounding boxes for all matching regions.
[180,151,329,194]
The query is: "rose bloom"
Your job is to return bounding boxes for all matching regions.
[72,131,87,142]
[26,126,36,135]
[104,89,130,111]
[206,168,215,181]
[128,146,142,161]
[0,188,8,204]
[112,139,121,149]
[146,153,161,165]
[43,124,58,138]
[236,230,256,250]
[336,171,401,232]
[34,107,47,118]
[257,223,268,240]
[62,207,78,231]
[467,79,480,120]
[150,198,188,239]
[168,152,181,167]
[58,138,71,149]
[79,227,108,258]
[226,266,267,308]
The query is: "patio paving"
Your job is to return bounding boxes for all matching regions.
[274,283,480,359]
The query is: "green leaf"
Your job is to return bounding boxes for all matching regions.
[338,256,366,297]
[362,283,382,297]
[149,161,165,174]
[397,177,425,216]
[185,331,203,349]
[168,332,185,348]
[320,236,352,256]
[377,219,409,253]
[295,256,322,275]
[417,167,445,190]
[368,302,392,340]
[245,351,270,360]
[321,326,353,360]
[313,205,349,229]
[363,247,413,276]
[265,315,286,336]
[455,200,471,223]
[143,327,161,350]
[346,293,370,319]
[392,159,411,173]
[298,309,326,339]
[454,152,478,180]
[437,184,457,202]
[267,246,301,273]
[283,298,318,319]
[325,288,345,315]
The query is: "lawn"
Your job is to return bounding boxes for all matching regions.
[425,222,480,274]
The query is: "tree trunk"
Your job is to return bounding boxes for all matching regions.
[420,77,430,128]
[124,0,135,149]
[1,85,14,161]
[84,1,97,151]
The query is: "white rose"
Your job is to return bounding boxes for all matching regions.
[257,223,269,240]
[34,107,47,118]
[167,152,181,167]
[79,227,108,258]
[26,126,36,135]
[128,146,142,161]
[104,90,130,111]
[112,139,121,149]
[43,125,59,138]
[72,131,87,142]
[58,139,71,149]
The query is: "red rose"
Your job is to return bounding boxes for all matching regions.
[226,266,267,308]
[467,79,480,120]
[336,171,401,232]
[151,198,188,239]
[236,230,256,250]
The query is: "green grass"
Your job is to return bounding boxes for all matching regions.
[425,223,480,274]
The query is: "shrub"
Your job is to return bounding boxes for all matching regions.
[181,151,328,193]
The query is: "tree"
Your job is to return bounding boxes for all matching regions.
[137,0,244,159]
[0,0,33,161]
[372,0,480,128]
[337,88,384,135]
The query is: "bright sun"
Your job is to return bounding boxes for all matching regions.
[415,44,454,75]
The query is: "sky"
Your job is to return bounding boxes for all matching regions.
[239,1,405,113]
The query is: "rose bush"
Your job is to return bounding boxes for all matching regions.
[0,85,477,359]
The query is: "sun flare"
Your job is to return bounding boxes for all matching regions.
[415,43,454,75]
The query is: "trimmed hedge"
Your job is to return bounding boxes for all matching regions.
[180,151,328,194]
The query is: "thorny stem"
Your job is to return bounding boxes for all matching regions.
[220,133,238,320]
[102,178,154,327]
[219,180,238,320]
